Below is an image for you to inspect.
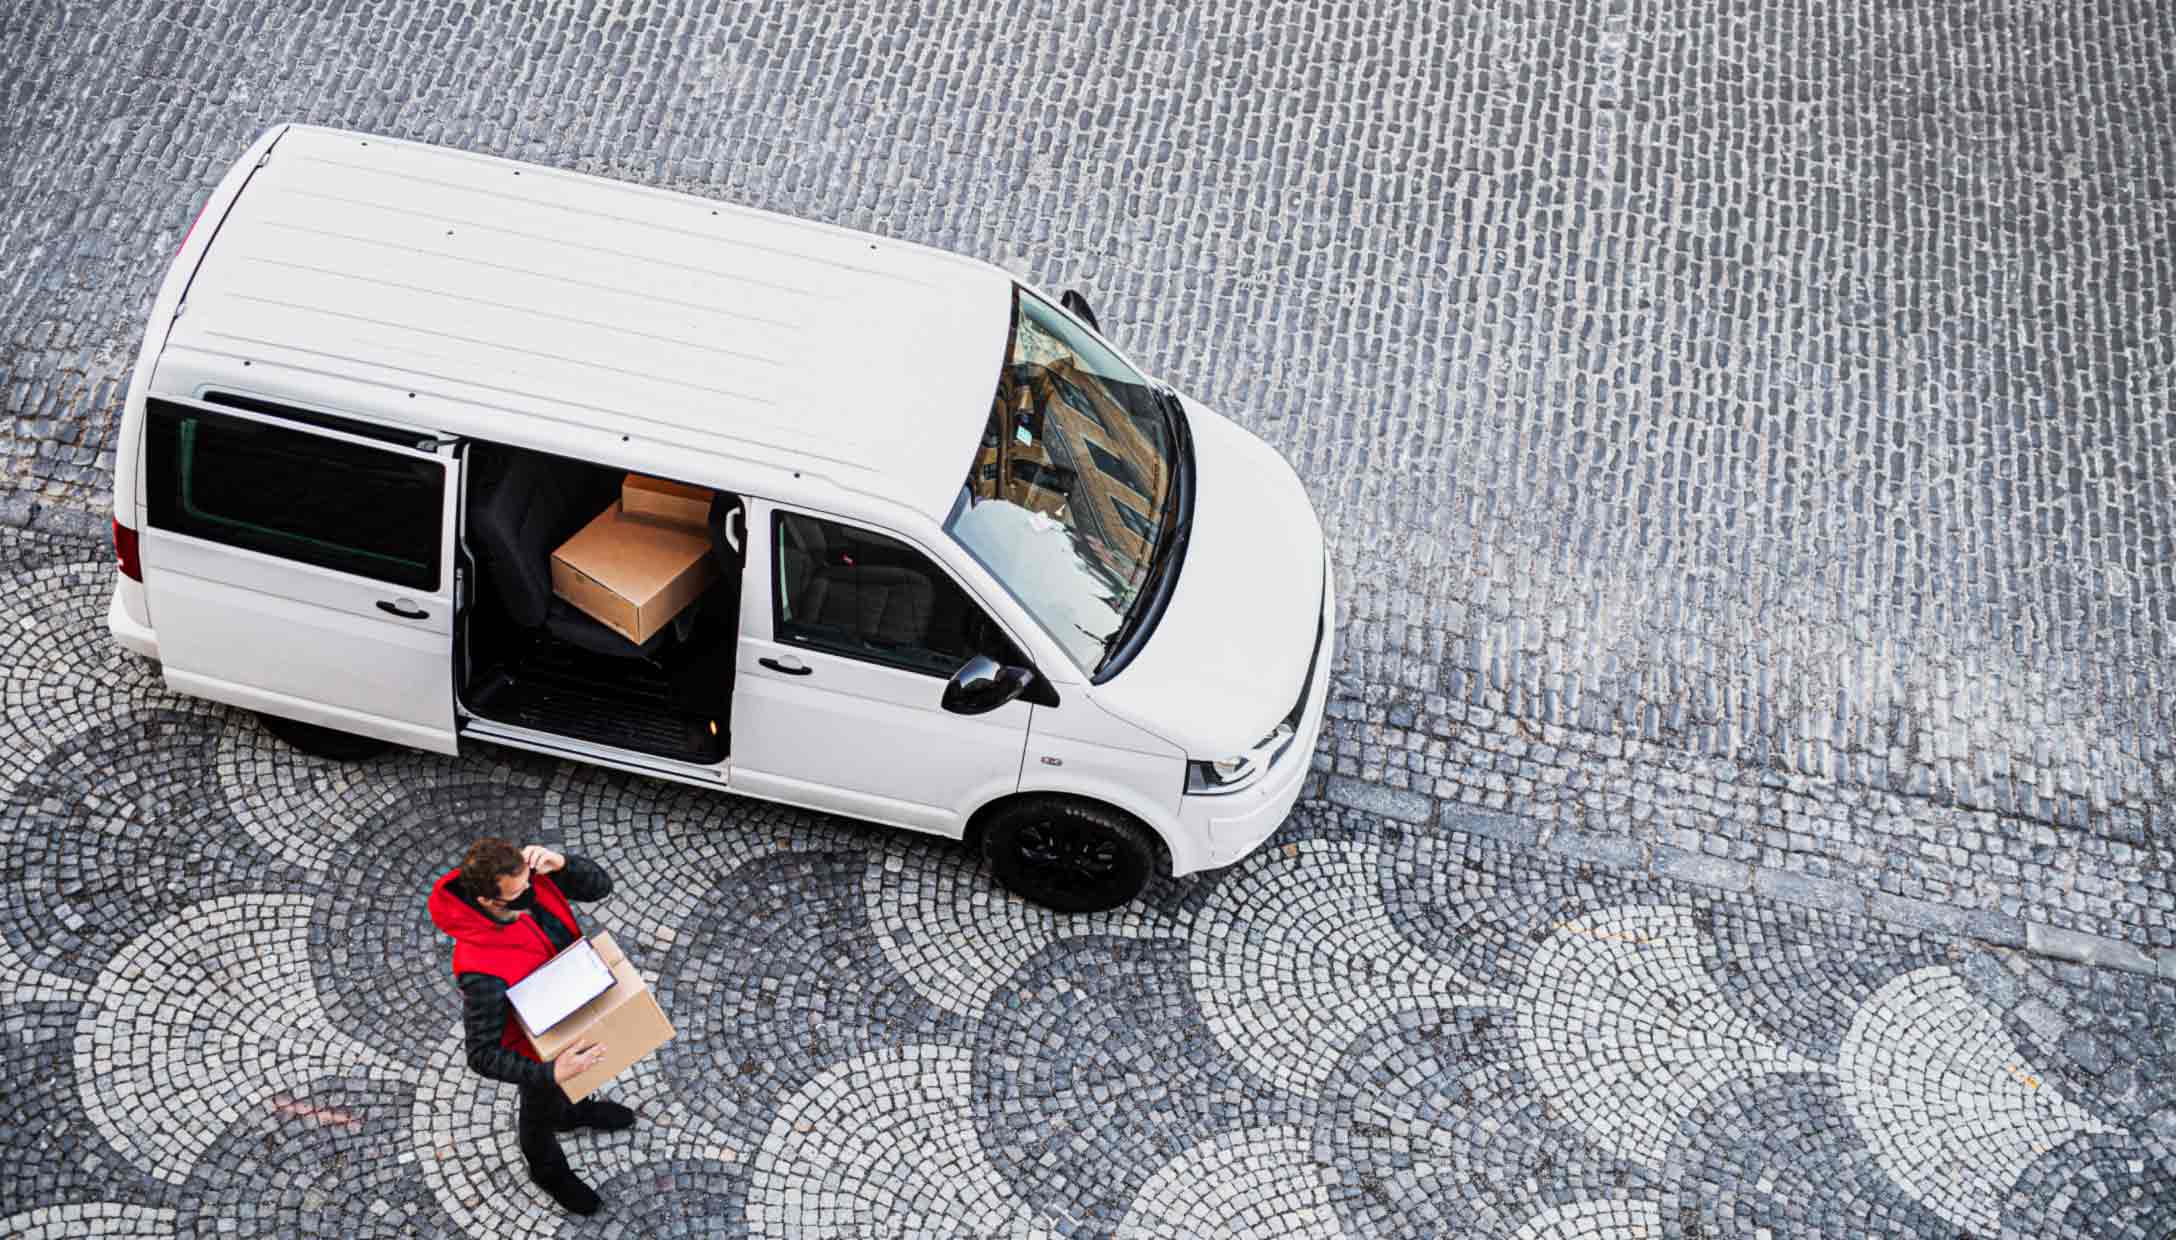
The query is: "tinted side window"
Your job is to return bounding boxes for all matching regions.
[144,399,443,590]
[773,512,1020,677]
[202,390,428,447]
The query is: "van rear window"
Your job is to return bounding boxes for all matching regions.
[144,399,443,590]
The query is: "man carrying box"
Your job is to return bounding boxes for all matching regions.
[427,838,634,1216]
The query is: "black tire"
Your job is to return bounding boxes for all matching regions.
[256,711,391,761]
[981,797,1157,913]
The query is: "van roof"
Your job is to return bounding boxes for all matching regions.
[164,124,1013,519]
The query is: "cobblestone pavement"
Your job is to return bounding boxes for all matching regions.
[2,0,2173,1235]
[1,524,2171,1236]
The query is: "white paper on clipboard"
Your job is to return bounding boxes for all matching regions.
[508,939,616,1035]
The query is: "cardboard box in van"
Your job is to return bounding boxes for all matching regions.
[622,474,713,530]
[514,931,676,1102]
[550,504,718,644]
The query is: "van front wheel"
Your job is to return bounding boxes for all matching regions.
[256,712,390,761]
[981,798,1156,913]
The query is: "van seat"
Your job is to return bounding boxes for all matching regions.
[470,447,668,659]
[797,564,933,646]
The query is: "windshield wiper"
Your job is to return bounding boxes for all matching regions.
[1096,577,1154,668]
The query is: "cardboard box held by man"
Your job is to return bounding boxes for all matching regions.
[509,931,674,1101]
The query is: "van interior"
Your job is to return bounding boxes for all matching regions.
[458,442,743,765]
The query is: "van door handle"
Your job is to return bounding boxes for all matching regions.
[376,599,430,620]
[759,656,811,676]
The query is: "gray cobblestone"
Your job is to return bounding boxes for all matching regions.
[4,0,2175,1232]
[2027,922,2162,976]
[1752,867,1865,913]
[4,0,2172,953]
[1865,891,2021,947]
[1323,775,1432,824]
[1653,846,1754,894]
[1437,805,1538,850]
[1546,827,1649,871]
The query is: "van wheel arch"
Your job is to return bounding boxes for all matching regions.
[970,791,1175,896]
[965,793,1172,878]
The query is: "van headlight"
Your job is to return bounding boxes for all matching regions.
[1185,723,1295,795]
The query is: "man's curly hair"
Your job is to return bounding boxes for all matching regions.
[458,837,526,900]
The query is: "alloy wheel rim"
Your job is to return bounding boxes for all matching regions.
[1016,822,1119,884]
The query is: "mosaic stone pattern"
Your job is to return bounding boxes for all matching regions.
[2,524,2172,1236]
[1,0,2172,957]
[3,0,2175,1233]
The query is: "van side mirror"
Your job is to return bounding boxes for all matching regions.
[1059,289,1102,336]
[943,655,1036,715]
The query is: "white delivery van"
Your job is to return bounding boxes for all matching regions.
[106,124,1332,911]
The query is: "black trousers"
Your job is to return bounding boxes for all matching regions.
[516,1082,619,1177]
[516,1080,573,1178]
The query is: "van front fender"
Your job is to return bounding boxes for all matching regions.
[974,774,1202,877]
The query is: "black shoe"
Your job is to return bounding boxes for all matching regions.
[559,1099,637,1134]
[530,1168,602,1216]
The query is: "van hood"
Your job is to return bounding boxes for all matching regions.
[1090,396,1326,758]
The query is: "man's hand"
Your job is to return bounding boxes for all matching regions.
[553,1040,607,1083]
[522,845,566,875]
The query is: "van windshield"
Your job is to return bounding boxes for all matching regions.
[945,288,1179,673]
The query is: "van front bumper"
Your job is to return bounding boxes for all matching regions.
[1176,558,1335,873]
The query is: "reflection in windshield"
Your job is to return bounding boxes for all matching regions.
[945,289,1176,672]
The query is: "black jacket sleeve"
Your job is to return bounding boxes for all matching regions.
[456,973,556,1089]
[552,854,613,903]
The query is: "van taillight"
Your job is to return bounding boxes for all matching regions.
[113,519,142,581]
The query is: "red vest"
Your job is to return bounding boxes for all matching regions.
[427,867,582,1062]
